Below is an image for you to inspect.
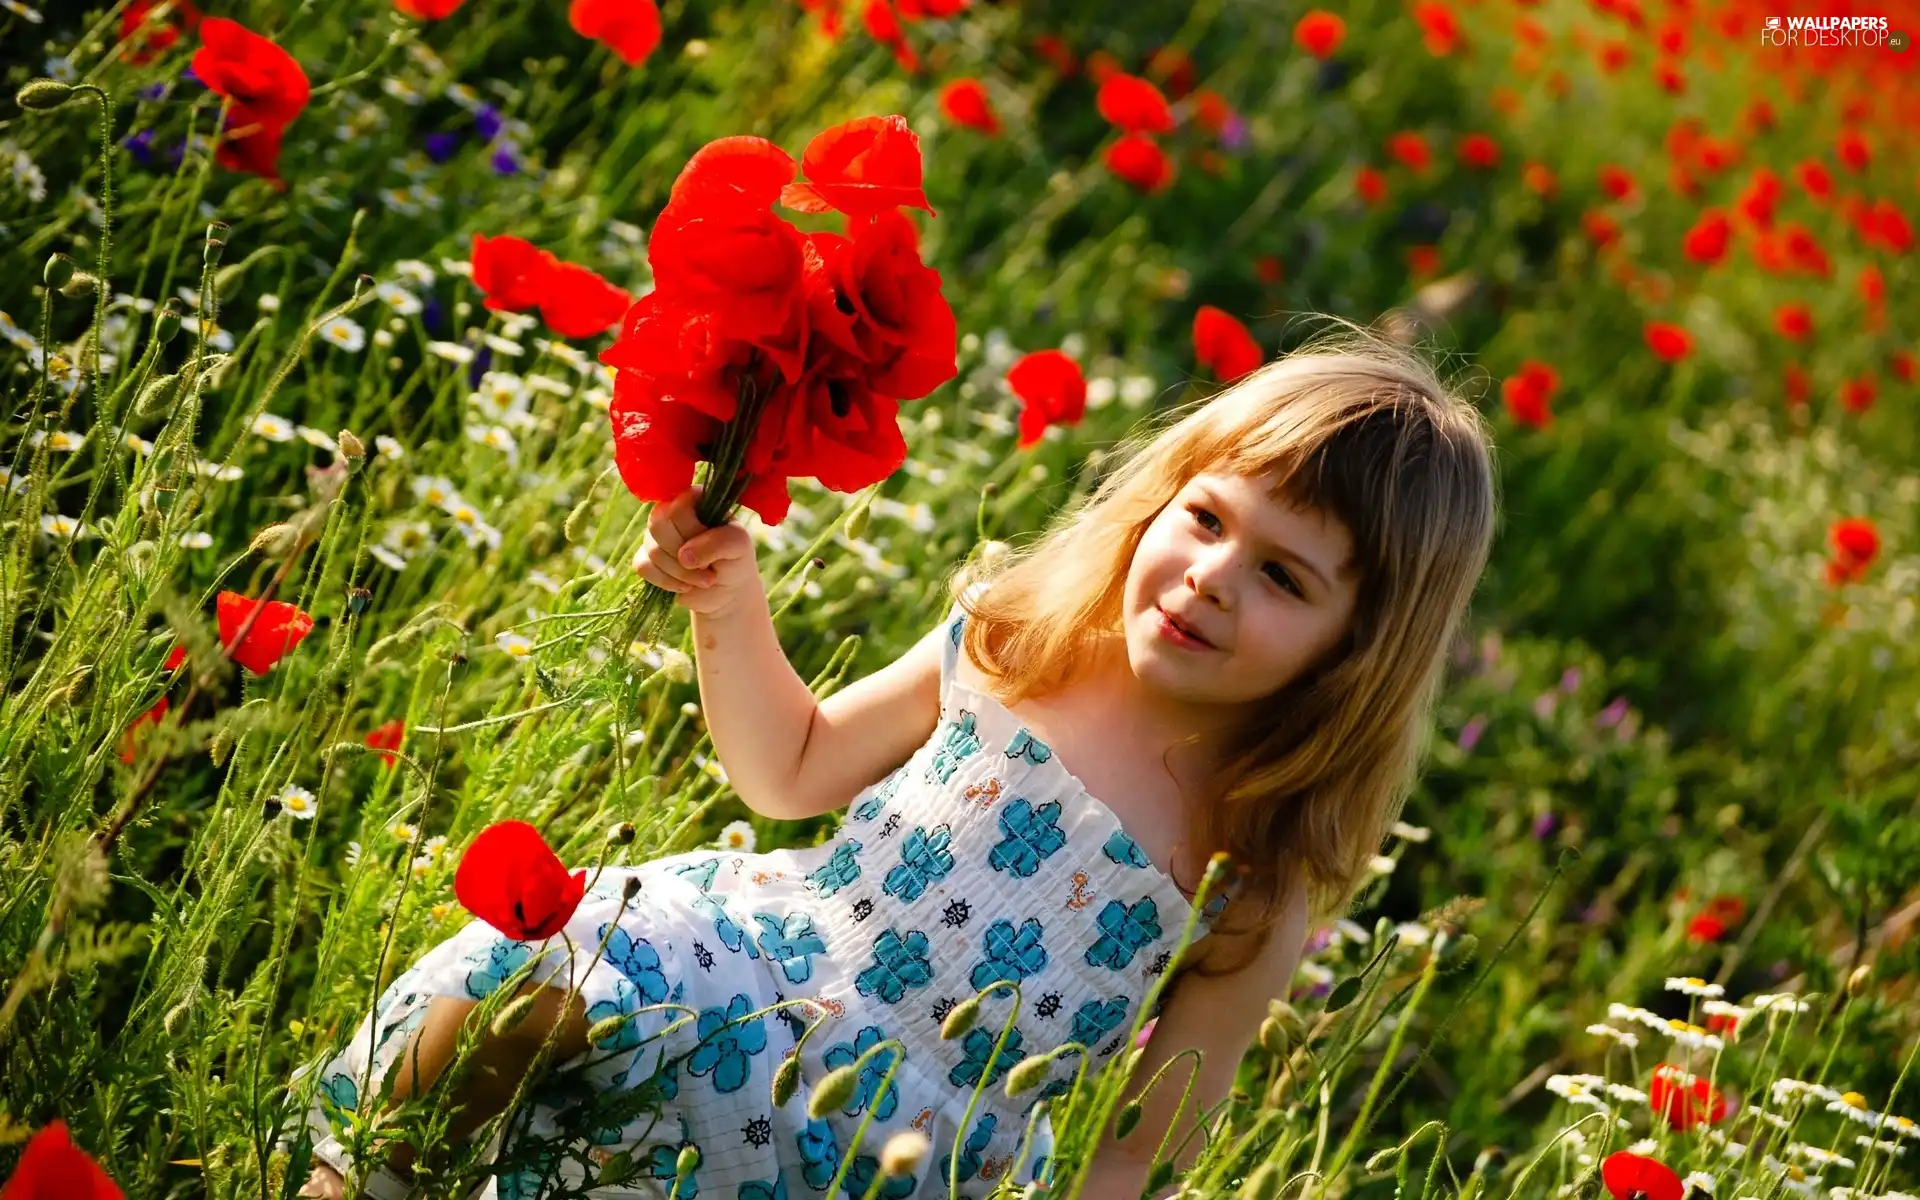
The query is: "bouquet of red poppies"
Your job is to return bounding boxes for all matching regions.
[601,114,958,644]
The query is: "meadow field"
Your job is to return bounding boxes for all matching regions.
[1,0,1917,1197]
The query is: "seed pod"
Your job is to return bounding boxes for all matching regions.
[1004,1054,1052,1099]
[490,993,539,1037]
[155,300,184,344]
[807,1064,860,1119]
[674,1145,700,1179]
[771,1052,801,1108]
[337,429,365,463]
[43,254,75,290]
[249,522,300,558]
[1145,1160,1174,1195]
[204,222,230,268]
[621,876,642,902]
[607,821,637,846]
[59,272,97,299]
[135,372,183,418]
[346,586,371,615]
[16,79,75,110]
[1847,963,1873,997]
[940,996,980,1040]
[1257,1016,1288,1057]
[1114,1101,1143,1140]
[845,501,870,540]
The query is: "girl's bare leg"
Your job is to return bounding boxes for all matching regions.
[296,984,593,1192]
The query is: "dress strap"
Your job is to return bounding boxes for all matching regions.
[938,580,990,702]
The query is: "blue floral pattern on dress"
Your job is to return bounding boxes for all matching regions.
[317,1072,358,1114]
[926,712,981,784]
[805,840,863,897]
[855,929,935,1004]
[1069,997,1131,1049]
[601,924,670,1004]
[641,1144,700,1197]
[691,891,760,960]
[953,1113,997,1183]
[740,1177,788,1200]
[986,799,1066,877]
[1103,829,1152,869]
[882,825,954,902]
[844,1154,917,1199]
[753,911,828,984]
[796,1117,842,1190]
[948,1025,1024,1090]
[688,992,767,1093]
[461,938,532,1001]
[586,975,646,1051]
[1004,727,1054,767]
[969,918,1048,991]
[821,1025,899,1120]
[1086,896,1162,970]
[853,769,906,822]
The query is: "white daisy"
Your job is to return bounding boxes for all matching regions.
[295,425,339,453]
[376,282,423,316]
[277,785,319,820]
[1366,854,1397,876]
[483,334,525,357]
[193,459,244,482]
[344,840,363,867]
[180,315,235,351]
[251,413,297,442]
[1758,1157,1821,1195]
[0,309,41,350]
[409,853,435,879]
[427,340,475,364]
[1663,1018,1725,1052]
[258,293,282,314]
[464,422,519,466]
[374,435,406,461]
[1748,993,1813,1015]
[1683,1172,1716,1195]
[1829,1092,1886,1129]
[1666,976,1726,999]
[496,631,534,657]
[1786,1144,1853,1169]
[410,475,462,510]
[27,428,86,452]
[422,835,448,859]
[395,259,436,287]
[450,505,503,551]
[318,316,366,353]
[1120,374,1158,407]
[121,431,154,456]
[1389,821,1432,842]
[696,754,729,785]
[388,821,419,843]
[1586,1023,1640,1048]
[717,819,755,852]
[178,531,214,549]
[39,513,91,539]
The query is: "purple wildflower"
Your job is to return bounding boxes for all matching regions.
[1133,1017,1157,1049]
[139,81,172,101]
[1457,714,1487,752]
[1596,696,1629,729]
[425,130,460,163]
[491,145,519,176]
[1559,667,1581,694]
[475,104,504,142]
[467,344,494,389]
[1532,810,1558,840]
[123,128,157,166]
[1220,113,1250,152]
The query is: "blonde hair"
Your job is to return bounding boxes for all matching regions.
[949,317,1498,975]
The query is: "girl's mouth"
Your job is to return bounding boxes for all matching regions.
[1155,606,1215,650]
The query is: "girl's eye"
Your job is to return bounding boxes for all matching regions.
[1189,506,1305,599]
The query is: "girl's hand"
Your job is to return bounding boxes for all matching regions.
[634,486,763,618]
[296,1164,345,1199]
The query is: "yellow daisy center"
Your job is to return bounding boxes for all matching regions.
[425,487,446,504]
[454,506,477,522]
[1842,1091,1867,1108]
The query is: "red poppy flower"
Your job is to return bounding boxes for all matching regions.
[1502,360,1559,429]
[1836,128,1871,173]
[1104,134,1174,193]
[938,78,1001,135]
[1293,10,1346,58]
[118,697,171,766]
[215,592,315,675]
[1653,59,1685,95]
[1597,39,1632,73]
[1406,245,1441,278]
[1649,1064,1731,1130]
[1005,350,1087,449]
[1737,168,1782,230]
[1779,223,1831,278]
[606,361,725,514]
[1840,374,1878,415]
[165,645,188,671]
[569,0,662,67]
[1891,350,1916,384]
[121,0,202,64]
[1773,303,1812,342]
[454,821,588,942]
[1386,131,1432,172]
[537,262,634,340]
[1,1121,123,1200]
[1457,133,1500,170]
[1096,73,1176,135]
[813,210,958,401]
[1033,33,1075,75]
[781,114,936,223]
[1857,264,1885,308]
[1193,306,1263,383]
[1522,163,1556,198]
[1193,89,1234,138]
[1682,209,1733,266]
[394,0,465,17]
[191,18,311,183]
[1255,255,1284,285]
[1601,1152,1682,1200]
[1412,1,1462,55]
[364,718,406,768]
[1644,322,1692,362]
[1597,164,1637,201]
[1866,200,1914,255]
[1355,166,1389,207]
[1146,45,1196,100]
[1830,517,1880,582]
[1686,913,1728,942]
[1795,160,1834,202]
[471,234,559,314]
[1745,99,1776,134]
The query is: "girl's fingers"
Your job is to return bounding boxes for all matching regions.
[641,543,705,590]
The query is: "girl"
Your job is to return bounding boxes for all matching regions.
[293,322,1496,1199]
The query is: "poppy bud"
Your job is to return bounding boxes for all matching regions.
[1258,1016,1289,1057]
[808,1064,860,1118]
[675,1145,700,1178]
[250,522,300,558]
[1848,964,1872,997]
[622,876,642,902]
[1115,1100,1143,1139]
[352,274,375,304]
[1240,1163,1283,1200]
[845,501,871,540]
[346,586,371,615]
[43,253,75,290]
[983,482,1000,498]
[772,1052,801,1108]
[491,992,539,1037]
[1474,1146,1508,1176]
[1202,850,1233,891]
[337,429,365,463]
[1005,1053,1053,1098]
[607,821,637,846]
[588,1012,633,1046]
[881,1130,931,1178]
[60,272,97,299]
[810,556,827,572]
[136,372,182,418]
[659,648,694,685]
[1145,1160,1174,1194]
[210,723,236,766]
[940,995,980,1040]
[155,300,184,344]
[16,78,75,110]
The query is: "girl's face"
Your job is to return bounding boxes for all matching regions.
[1121,469,1359,719]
